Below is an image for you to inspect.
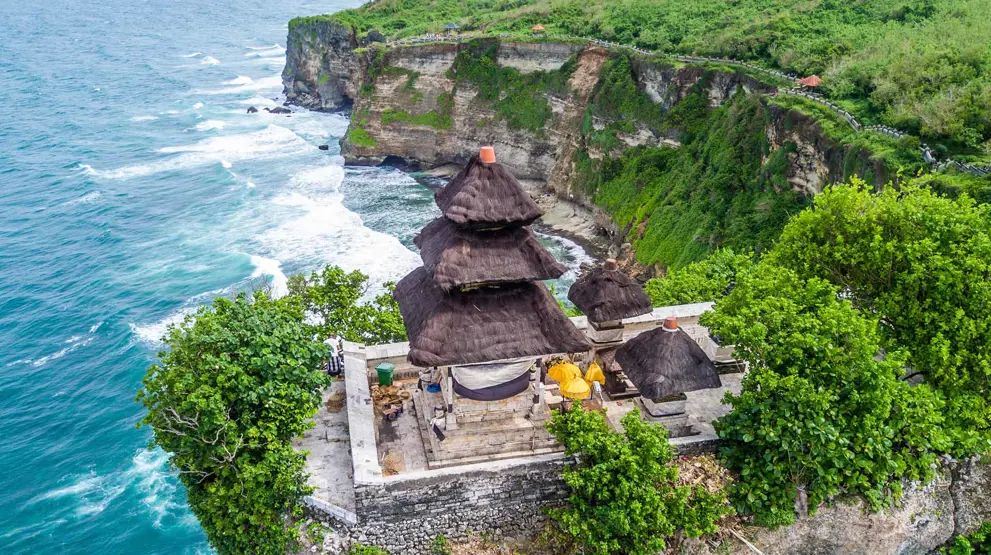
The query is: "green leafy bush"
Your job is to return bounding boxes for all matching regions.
[644,249,752,306]
[137,292,330,554]
[706,263,951,526]
[547,406,730,554]
[286,265,407,344]
[769,181,991,454]
[943,522,991,555]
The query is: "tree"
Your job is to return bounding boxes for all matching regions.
[137,292,329,554]
[547,406,729,554]
[286,265,407,344]
[769,181,991,454]
[706,263,950,526]
[644,249,752,306]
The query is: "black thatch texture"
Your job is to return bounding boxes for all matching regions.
[435,155,543,228]
[394,267,590,367]
[414,217,566,291]
[614,328,721,399]
[567,263,652,323]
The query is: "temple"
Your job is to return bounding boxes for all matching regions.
[392,146,589,465]
[299,147,748,527]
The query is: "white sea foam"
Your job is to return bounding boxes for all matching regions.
[89,321,103,333]
[245,44,285,58]
[237,95,277,107]
[256,165,421,291]
[181,51,202,58]
[22,335,95,367]
[249,255,288,298]
[194,119,225,131]
[60,191,102,207]
[200,56,220,66]
[129,308,193,344]
[246,181,257,188]
[224,75,254,85]
[220,159,232,169]
[130,115,158,122]
[537,232,595,282]
[29,450,187,525]
[198,74,281,95]
[192,101,204,110]
[84,125,309,180]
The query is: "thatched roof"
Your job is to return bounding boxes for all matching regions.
[414,217,566,291]
[394,267,590,367]
[567,259,652,323]
[435,154,543,228]
[614,323,721,399]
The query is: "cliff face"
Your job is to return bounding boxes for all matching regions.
[283,21,364,111]
[282,24,888,264]
[343,41,593,180]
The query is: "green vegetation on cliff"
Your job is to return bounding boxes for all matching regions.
[306,0,991,156]
[448,41,577,134]
[137,266,405,554]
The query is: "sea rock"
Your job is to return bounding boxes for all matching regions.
[318,144,330,151]
[266,106,291,114]
[247,106,258,113]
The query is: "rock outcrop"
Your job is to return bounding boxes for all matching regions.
[283,20,364,111]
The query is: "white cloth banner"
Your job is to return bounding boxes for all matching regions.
[450,358,535,391]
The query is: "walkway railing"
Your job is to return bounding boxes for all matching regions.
[378,33,990,177]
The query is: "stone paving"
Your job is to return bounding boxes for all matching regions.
[297,379,356,518]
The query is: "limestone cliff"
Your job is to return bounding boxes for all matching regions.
[282,23,893,267]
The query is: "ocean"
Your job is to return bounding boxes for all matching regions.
[0,1,590,553]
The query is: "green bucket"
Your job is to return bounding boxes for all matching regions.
[375,362,396,386]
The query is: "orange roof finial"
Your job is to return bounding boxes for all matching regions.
[663,316,678,331]
[479,146,496,164]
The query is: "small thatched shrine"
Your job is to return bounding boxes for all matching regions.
[394,146,589,463]
[568,258,651,343]
[615,316,721,424]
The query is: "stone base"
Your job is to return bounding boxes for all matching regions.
[412,389,561,468]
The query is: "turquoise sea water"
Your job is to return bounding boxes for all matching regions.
[0,1,589,553]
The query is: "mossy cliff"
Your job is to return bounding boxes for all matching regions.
[283,21,923,270]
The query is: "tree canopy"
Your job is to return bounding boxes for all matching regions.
[137,265,409,554]
[137,292,329,554]
[286,265,407,344]
[769,181,991,453]
[705,262,950,526]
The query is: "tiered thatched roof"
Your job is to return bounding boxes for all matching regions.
[434,154,543,228]
[395,267,589,367]
[568,259,652,323]
[414,217,566,291]
[614,318,720,399]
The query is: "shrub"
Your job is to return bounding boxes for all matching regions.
[769,181,991,455]
[706,263,951,526]
[943,522,991,555]
[547,406,730,554]
[644,249,752,306]
[137,292,329,554]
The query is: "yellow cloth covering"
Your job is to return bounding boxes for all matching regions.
[548,362,581,383]
[584,362,605,385]
[561,378,591,400]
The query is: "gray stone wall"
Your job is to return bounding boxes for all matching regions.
[308,457,568,555]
